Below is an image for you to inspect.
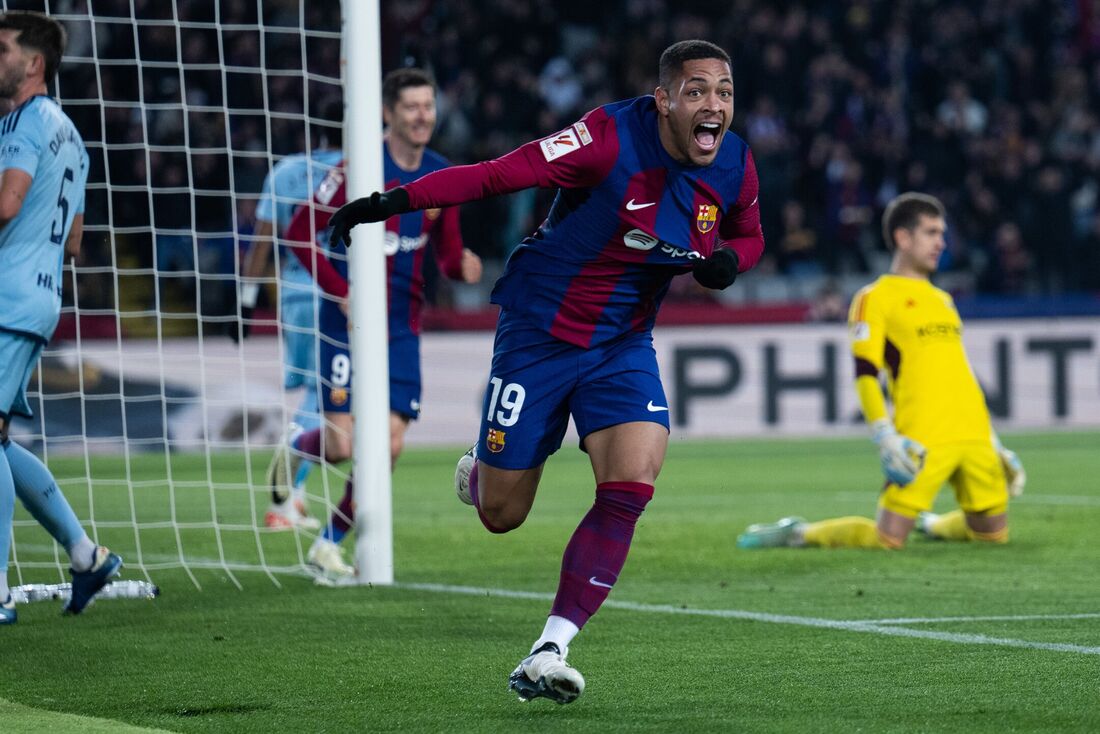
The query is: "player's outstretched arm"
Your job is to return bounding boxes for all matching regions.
[332,109,618,249]
[328,188,411,248]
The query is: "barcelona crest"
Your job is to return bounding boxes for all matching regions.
[486,428,506,454]
[696,204,718,233]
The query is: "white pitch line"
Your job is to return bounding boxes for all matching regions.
[397,582,1100,657]
[859,612,1100,624]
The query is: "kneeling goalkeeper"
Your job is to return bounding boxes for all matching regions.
[737,192,1024,550]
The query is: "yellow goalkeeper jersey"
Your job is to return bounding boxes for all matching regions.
[848,275,991,446]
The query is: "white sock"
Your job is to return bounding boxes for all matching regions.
[0,570,9,603]
[68,536,97,572]
[532,615,580,656]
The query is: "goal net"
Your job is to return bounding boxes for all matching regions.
[6,0,349,591]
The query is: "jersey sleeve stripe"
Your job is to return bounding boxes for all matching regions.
[854,357,878,378]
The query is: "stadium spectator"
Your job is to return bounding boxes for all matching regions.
[737,193,1026,551]
[327,39,764,705]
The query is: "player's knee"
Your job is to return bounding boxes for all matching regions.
[325,433,352,463]
[477,495,529,532]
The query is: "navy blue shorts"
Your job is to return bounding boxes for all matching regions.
[319,331,421,420]
[477,315,669,470]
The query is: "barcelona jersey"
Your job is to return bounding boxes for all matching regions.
[402,95,763,348]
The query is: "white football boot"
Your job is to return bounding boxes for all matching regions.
[307,538,355,584]
[508,642,585,704]
[454,445,476,506]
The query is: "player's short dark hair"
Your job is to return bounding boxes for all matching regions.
[0,11,66,82]
[382,67,435,109]
[882,192,945,250]
[658,40,731,89]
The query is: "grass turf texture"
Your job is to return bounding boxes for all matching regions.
[3,431,1099,733]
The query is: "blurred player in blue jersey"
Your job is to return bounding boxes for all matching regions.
[0,11,122,624]
[235,101,343,531]
[281,68,482,580]
[329,41,765,702]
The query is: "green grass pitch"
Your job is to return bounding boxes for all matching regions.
[3,432,1099,733]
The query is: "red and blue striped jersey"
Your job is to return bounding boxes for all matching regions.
[285,146,465,339]
[401,95,763,348]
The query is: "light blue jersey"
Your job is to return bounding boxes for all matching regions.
[256,149,343,302]
[0,95,88,342]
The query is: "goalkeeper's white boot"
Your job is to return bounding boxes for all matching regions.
[307,538,355,584]
[508,642,585,704]
[736,516,806,549]
[454,445,476,506]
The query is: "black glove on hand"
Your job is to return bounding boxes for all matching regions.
[328,187,411,248]
[228,305,254,343]
[692,248,740,290]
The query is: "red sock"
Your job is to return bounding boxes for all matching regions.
[323,473,355,543]
[549,481,653,628]
[293,428,324,461]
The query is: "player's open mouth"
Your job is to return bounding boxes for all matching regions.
[693,121,722,151]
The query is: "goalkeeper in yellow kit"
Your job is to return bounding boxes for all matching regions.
[737,192,1025,550]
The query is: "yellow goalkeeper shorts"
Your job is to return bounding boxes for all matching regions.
[878,440,1009,518]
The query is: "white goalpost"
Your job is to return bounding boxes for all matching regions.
[6,0,393,595]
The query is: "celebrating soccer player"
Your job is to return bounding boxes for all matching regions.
[279,68,482,581]
[0,11,123,623]
[737,192,1025,552]
[329,41,764,702]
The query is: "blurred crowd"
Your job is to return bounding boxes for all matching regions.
[43,0,1100,317]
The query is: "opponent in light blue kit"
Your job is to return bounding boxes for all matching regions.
[236,102,342,529]
[0,11,122,624]
[331,41,764,702]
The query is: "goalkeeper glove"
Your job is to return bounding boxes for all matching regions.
[229,282,259,343]
[993,436,1026,497]
[692,248,739,290]
[871,419,927,487]
[328,187,411,249]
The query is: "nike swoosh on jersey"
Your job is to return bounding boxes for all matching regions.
[626,199,656,211]
[588,576,614,589]
[646,401,669,412]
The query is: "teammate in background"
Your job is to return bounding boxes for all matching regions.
[0,11,122,624]
[736,192,1026,551]
[329,41,764,703]
[277,68,482,580]
[235,100,343,531]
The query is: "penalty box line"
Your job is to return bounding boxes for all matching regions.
[398,582,1100,657]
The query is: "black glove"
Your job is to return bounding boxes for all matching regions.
[692,248,739,290]
[328,187,411,248]
[228,305,254,343]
